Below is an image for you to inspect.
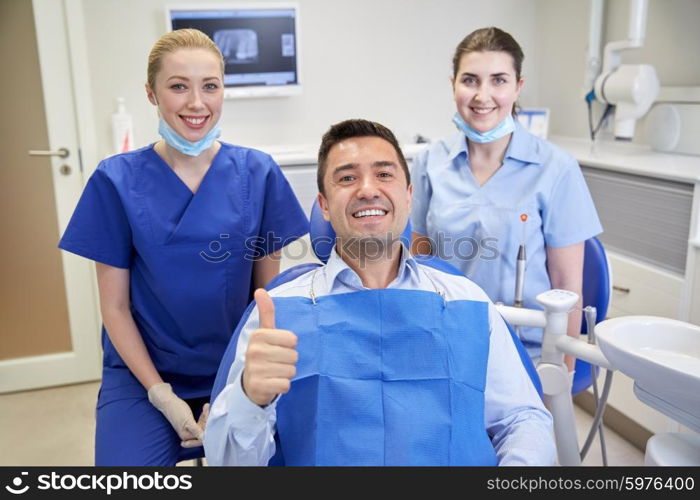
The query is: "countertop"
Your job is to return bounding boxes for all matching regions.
[550,136,700,184]
[260,143,430,167]
[261,136,700,183]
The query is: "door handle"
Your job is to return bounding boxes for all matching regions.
[28,147,69,159]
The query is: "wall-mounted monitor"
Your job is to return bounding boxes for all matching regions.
[166,3,301,99]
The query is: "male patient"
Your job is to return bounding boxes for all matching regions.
[204,119,556,466]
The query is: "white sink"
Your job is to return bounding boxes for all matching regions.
[595,315,700,432]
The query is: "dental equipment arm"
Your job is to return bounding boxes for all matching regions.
[514,244,525,308]
[591,0,660,140]
[512,214,528,340]
[497,289,615,466]
[546,242,585,371]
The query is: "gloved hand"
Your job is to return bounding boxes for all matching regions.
[148,382,205,447]
[182,403,210,449]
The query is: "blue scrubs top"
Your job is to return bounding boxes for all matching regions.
[410,122,602,349]
[59,142,309,398]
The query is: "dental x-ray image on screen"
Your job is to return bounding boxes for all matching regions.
[214,29,259,64]
[167,3,301,98]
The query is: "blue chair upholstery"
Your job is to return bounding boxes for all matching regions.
[571,237,611,395]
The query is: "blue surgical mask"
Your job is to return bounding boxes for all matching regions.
[158,118,221,157]
[452,113,515,144]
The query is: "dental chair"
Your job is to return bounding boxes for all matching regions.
[209,200,544,465]
[211,200,543,419]
[572,236,611,395]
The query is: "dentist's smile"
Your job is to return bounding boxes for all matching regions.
[181,115,210,129]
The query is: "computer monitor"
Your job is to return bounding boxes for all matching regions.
[166,3,301,99]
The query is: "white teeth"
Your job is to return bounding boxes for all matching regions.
[353,209,387,218]
[184,116,206,124]
[472,108,493,114]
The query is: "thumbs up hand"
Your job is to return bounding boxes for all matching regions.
[242,288,299,407]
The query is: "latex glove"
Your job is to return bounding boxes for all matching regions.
[148,382,204,447]
[181,403,210,448]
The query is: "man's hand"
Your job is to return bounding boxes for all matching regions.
[242,289,298,407]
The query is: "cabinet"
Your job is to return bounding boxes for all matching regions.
[279,163,321,270]
[280,163,318,218]
[573,150,699,436]
[606,252,683,320]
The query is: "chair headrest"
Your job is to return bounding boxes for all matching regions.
[310,199,412,263]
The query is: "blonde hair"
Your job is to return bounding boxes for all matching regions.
[147,29,224,90]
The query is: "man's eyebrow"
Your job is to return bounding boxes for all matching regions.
[332,161,398,175]
[332,164,358,176]
[372,161,398,168]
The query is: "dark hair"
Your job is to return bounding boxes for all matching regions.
[452,27,524,116]
[316,119,410,195]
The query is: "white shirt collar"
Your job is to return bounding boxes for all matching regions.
[324,243,419,292]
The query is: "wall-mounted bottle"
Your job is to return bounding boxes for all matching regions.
[112,97,134,154]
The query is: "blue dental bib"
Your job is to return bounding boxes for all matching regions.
[269,287,498,466]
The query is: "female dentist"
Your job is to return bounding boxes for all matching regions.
[411,27,602,367]
[59,29,309,465]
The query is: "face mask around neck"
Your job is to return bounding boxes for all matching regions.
[158,118,221,157]
[452,112,515,144]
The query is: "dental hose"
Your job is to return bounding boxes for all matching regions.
[580,369,613,461]
[586,306,606,462]
[585,90,614,141]
[578,306,612,463]
[591,362,609,465]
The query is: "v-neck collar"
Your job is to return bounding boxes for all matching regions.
[446,121,543,190]
[144,143,236,245]
[148,142,224,196]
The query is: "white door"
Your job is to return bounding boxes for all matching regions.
[0,0,101,393]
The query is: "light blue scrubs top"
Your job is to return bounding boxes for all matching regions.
[410,122,602,351]
[59,142,309,398]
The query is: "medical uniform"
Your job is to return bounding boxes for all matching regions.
[205,247,556,466]
[411,122,602,355]
[59,142,309,465]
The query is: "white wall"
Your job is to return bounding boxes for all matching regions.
[533,0,700,142]
[81,0,539,158]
